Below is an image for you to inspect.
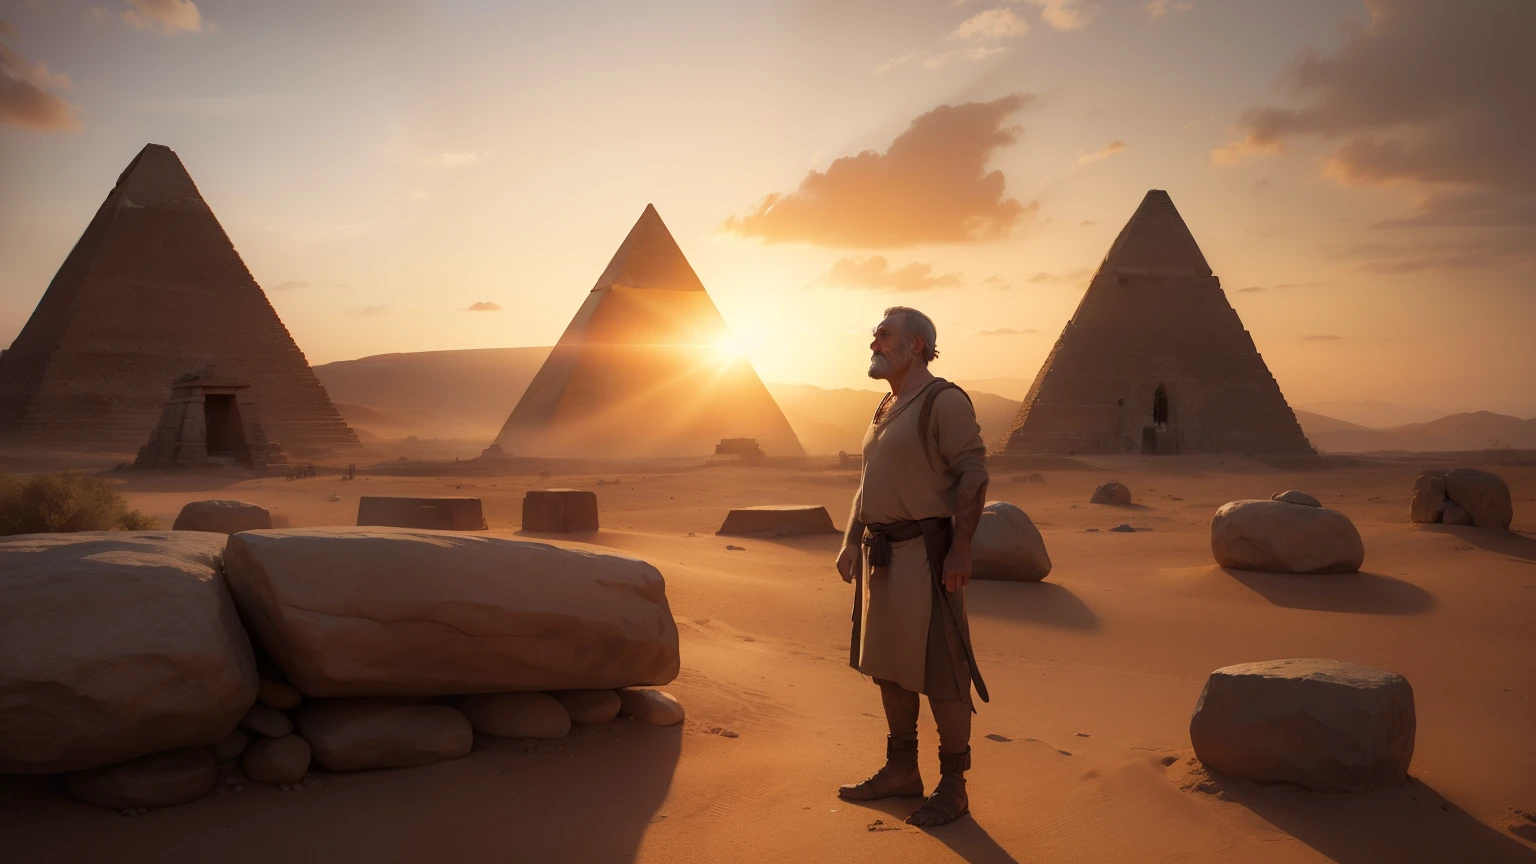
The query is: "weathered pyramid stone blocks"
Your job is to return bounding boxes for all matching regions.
[522,489,599,532]
[718,505,838,537]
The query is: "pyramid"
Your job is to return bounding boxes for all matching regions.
[997,190,1313,456]
[493,205,803,458]
[0,144,358,452]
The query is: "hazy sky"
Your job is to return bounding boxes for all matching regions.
[1,0,1531,414]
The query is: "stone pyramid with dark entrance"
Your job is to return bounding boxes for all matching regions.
[0,144,358,452]
[997,190,1312,455]
[493,204,803,458]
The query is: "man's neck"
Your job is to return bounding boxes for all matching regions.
[885,364,935,401]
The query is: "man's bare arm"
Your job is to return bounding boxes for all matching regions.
[836,490,865,583]
[942,462,988,592]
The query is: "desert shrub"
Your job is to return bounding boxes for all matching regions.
[0,471,159,536]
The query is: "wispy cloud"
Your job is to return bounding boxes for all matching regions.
[119,0,202,34]
[0,23,82,131]
[724,94,1037,247]
[1073,140,1125,168]
[976,327,1038,336]
[428,151,484,169]
[1026,0,1100,31]
[875,45,1007,74]
[1302,334,1343,341]
[950,7,1029,41]
[353,304,390,318]
[464,301,502,312]
[814,257,963,293]
[1145,0,1194,19]
[1027,268,1092,286]
[269,280,310,291]
[1079,219,1096,226]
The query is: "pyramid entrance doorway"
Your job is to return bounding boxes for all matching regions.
[203,394,247,459]
[1141,383,1176,455]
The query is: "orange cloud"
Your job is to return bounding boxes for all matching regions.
[950,8,1029,41]
[120,0,201,34]
[723,94,1037,247]
[1026,0,1100,31]
[1145,0,1195,19]
[815,257,963,293]
[1074,140,1125,167]
[465,301,503,311]
[0,24,82,131]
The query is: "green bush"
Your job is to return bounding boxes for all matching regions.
[0,471,159,536]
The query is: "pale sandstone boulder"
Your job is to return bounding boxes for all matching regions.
[223,528,679,697]
[1090,481,1132,506]
[258,679,302,710]
[296,699,473,771]
[1409,471,1447,523]
[0,532,257,774]
[970,501,1052,582]
[554,689,622,725]
[717,505,838,537]
[242,735,311,785]
[1210,500,1364,574]
[1442,499,1473,526]
[210,730,250,763]
[618,688,685,727]
[1190,659,1415,792]
[239,704,293,738]
[1445,468,1513,529]
[458,692,571,739]
[1272,490,1321,507]
[172,500,272,535]
[64,747,217,810]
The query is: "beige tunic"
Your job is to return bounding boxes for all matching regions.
[855,382,987,695]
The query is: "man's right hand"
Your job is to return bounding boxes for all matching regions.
[835,544,859,583]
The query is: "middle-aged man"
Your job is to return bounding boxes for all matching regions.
[835,306,989,828]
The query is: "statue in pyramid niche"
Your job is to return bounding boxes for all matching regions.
[135,361,287,470]
[492,205,804,459]
[0,143,358,455]
[998,190,1314,456]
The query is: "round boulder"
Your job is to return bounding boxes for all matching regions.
[1210,499,1364,574]
[210,730,250,763]
[172,500,272,535]
[1190,658,1415,792]
[1271,490,1321,507]
[1444,468,1513,529]
[1409,471,1447,524]
[296,699,472,771]
[1090,481,1132,506]
[242,734,311,785]
[64,747,216,810]
[457,692,571,739]
[617,688,684,727]
[239,704,293,739]
[970,502,1051,582]
[552,689,622,725]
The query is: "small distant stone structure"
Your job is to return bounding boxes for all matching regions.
[715,438,764,458]
[479,443,510,460]
[718,505,838,537]
[997,190,1313,456]
[357,497,486,530]
[522,489,600,533]
[134,364,286,470]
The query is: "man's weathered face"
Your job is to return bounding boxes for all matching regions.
[868,315,914,380]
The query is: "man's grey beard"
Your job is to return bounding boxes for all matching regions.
[867,348,909,380]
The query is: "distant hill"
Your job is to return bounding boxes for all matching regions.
[955,377,1035,402]
[1293,400,1451,429]
[765,382,1020,455]
[1297,410,1536,453]
[314,347,552,439]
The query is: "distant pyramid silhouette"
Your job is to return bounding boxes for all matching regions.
[493,205,803,458]
[998,190,1312,455]
[0,144,358,452]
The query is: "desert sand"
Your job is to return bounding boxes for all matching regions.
[2,451,1532,863]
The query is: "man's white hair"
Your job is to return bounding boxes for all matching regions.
[883,306,939,363]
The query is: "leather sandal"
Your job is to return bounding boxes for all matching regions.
[906,747,970,826]
[838,736,924,800]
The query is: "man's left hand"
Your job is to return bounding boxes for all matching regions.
[941,547,971,593]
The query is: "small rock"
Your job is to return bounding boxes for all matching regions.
[551,690,622,725]
[257,679,302,711]
[1085,528,1099,533]
[458,692,571,739]
[725,545,745,551]
[1109,524,1135,533]
[239,704,293,739]
[64,747,216,810]
[1090,481,1132,506]
[172,500,273,535]
[617,688,685,726]
[1272,490,1322,507]
[242,735,311,785]
[296,699,473,771]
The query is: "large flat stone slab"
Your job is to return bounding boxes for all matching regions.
[717,505,838,537]
[357,496,485,531]
[173,500,272,534]
[1190,658,1415,792]
[223,528,679,697]
[0,532,257,774]
[522,489,599,532]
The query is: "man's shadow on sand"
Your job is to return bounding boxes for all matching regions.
[1194,769,1536,864]
[846,797,1020,864]
[1220,567,1436,615]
